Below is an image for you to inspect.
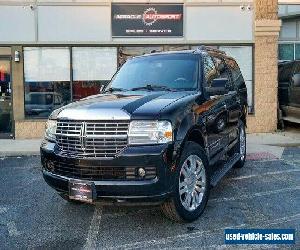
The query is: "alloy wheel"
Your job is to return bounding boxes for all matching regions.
[178,155,206,211]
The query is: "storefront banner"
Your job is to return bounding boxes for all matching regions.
[111,4,183,37]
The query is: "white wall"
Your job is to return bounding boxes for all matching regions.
[38,6,111,42]
[185,6,253,42]
[0,6,35,42]
[0,3,253,44]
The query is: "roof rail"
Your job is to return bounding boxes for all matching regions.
[195,46,226,55]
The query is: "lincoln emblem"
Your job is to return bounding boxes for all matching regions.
[80,122,87,151]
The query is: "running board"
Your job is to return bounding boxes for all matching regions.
[210,153,241,187]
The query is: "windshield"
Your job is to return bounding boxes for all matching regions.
[25,93,53,105]
[108,54,199,91]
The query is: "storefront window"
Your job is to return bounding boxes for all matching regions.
[24,47,71,118]
[279,44,294,61]
[72,47,117,101]
[295,44,300,59]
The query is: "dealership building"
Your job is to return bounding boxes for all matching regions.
[0,0,282,139]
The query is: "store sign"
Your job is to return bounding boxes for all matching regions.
[111,4,183,37]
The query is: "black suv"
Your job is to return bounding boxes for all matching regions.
[41,47,247,222]
[278,60,300,127]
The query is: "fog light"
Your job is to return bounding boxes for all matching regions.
[137,168,146,177]
[46,161,55,172]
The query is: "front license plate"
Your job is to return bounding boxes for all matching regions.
[69,180,95,203]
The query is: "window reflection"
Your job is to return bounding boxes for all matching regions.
[24,47,71,118]
[118,46,163,66]
[72,47,117,100]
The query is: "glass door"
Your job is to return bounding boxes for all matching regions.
[0,59,12,138]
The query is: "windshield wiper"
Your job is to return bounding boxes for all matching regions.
[130,84,174,92]
[103,87,127,93]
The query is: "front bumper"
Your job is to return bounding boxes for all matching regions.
[41,140,180,204]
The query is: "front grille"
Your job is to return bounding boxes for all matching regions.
[47,161,156,180]
[56,120,129,159]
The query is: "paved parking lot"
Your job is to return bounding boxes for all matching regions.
[0,147,299,249]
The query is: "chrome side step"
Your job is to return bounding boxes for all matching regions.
[210,153,241,187]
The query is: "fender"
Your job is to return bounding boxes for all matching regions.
[171,111,208,171]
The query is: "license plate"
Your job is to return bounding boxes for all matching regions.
[69,180,95,203]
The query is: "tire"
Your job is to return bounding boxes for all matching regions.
[58,193,83,204]
[161,141,210,222]
[277,108,285,130]
[233,121,246,168]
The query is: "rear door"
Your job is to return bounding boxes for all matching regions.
[212,55,240,144]
[202,53,229,158]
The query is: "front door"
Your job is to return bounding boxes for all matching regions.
[0,59,12,138]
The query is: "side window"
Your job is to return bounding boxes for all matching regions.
[213,56,233,90]
[293,61,300,74]
[203,54,218,87]
[279,63,293,83]
[214,57,230,79]
[226,58,241,81]
[54,95,59,105]
[225,58,244,89]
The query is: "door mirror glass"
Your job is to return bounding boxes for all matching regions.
[211,78,228,88]
[292,73,300,87]
[205,78,229,96]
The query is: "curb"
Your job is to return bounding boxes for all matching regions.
[0,152,40,158]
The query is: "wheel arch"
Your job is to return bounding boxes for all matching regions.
[175,125,209,165]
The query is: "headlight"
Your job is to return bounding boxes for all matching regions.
[128,120,173,145]
[45,120,57,141]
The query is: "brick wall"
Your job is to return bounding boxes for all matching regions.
[15,120,46,139]
[247,0,281,133]
[255,0,278,20]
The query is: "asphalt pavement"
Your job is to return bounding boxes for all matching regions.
[0,148,299,249]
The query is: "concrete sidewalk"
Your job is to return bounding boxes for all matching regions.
[247,131,300,160]
[0,131,299,158]
[0,139,42,157]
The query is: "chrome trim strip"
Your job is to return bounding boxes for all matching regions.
[57,108,131,121]
[56,133,128,139]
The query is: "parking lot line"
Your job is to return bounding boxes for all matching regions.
[229,169,300,181]
[209,186,300,203]
[83,205,103,250]
[111,213,300,249]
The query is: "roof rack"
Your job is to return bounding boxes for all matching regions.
[195,45,226,55]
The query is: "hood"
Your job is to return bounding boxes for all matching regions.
[53,91,193,120]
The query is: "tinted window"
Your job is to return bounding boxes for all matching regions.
[213,56,230,79]
[278,62,293,82]
[213,56,233,89]
[226,58,242,81]
[110,54,199,90]
[293,61,300,74]
[203,54,218,87]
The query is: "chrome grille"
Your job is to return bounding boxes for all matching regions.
[56,120,129,159]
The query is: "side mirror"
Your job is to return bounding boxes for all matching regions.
[291,73,300,87]
[205,78,229,96]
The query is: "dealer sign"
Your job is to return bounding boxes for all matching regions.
[111,4,183,37]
